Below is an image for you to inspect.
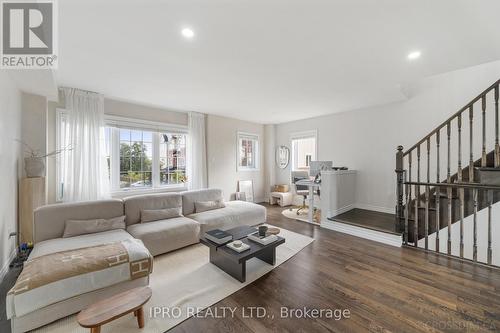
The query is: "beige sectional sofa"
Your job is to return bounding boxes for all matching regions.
[8,188,266,333]
[124,192,200,256]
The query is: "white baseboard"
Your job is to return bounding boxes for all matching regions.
[0,248,17,283]
[355,203,394,215]
[322,220,402,247]
[254,197,266,204]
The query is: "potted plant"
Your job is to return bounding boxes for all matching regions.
[17,140,72,178]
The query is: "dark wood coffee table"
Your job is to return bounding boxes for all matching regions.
[200,225,285,282]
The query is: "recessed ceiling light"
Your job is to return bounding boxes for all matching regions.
[181,28,195,39]
[407,51,421,60]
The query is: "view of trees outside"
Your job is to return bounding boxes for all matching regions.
[120,129,153,188]
[116,129,186,189]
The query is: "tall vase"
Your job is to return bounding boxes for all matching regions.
[24,157,45,178]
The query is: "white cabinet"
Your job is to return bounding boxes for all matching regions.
[320,170,356,221]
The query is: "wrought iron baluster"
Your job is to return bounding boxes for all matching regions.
[447,123,452,255]
[473,188,478,262]
[469,106,474,182]
[458,115,464,258]
[408,152,413,246]
[404,181,409,246]
[496,85,499,167]
[435,132,440,252]
[415,146,421,247]
[425,138,430,249]
[482,95,487,167]
[487,190,493,265]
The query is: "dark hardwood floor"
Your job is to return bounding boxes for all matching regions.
[1,204,499,332]
[330,208,399,234]
[0,266,21,333]
[171,204,500,333]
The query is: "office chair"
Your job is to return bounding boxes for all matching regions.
[290,171,309,215]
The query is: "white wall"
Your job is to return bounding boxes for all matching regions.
[206,115,266,202]
[275,60,500,213]
[264,124,276,200]
[0,72,22,280]
[104,98,188,125]
[21,92,47,178]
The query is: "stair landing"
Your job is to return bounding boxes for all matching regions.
[324,209,402,247]
[330,208,399,234]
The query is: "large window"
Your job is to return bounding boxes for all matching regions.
[237,132,259,171]
[57,112,188,200]
[291,131,317,171]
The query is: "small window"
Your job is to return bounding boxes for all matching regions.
[291,133,316,171]
[237,132,259,171]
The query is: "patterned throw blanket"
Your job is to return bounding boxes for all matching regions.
[7,239,153,318]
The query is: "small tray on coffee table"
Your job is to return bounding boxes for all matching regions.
[226,241,250,252]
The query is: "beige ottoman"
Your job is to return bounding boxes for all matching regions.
[269,192,293,207]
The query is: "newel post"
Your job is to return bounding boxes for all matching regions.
[395,145,405,233]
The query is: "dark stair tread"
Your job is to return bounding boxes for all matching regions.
[475,167,500,171]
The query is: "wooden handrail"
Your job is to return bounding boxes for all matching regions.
[403,79,500,156]
[397,79,500,266]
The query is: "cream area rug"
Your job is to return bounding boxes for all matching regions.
[282,208,310,223]
[33,224,314,333]
[282,207,322,224]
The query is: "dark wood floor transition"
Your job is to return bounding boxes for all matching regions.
[329,208,399,234]
[1,204,499,333]
[172,204,500,333]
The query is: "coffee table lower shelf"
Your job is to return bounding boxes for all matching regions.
[200,225,285,283]
[209,243,280,282]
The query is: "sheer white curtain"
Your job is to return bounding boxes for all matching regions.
[187,112,207,190]
[61,88,110,201]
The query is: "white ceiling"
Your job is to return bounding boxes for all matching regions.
[53,0,500,124]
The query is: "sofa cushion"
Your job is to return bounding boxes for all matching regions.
[181,189,223,215]
[194,199,225,213]
[127,217,200,256]
[33,200,125,243]
[62,215,126,238]
[188,201,266,233]
[141,207,182,223]
[124,193,182,226]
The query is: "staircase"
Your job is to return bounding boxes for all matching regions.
[395,79,500,266]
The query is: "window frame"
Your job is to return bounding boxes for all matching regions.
[290,130,318,172]
[236,131,260,171]
[56,110,189,200]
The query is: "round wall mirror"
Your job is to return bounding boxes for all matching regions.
[276,146,290,169]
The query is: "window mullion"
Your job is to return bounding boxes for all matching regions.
[111,128,120,190]
[152,132,160,188]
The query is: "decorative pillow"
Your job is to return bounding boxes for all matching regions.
[62,215,126,238]
[141,207,182,223]
[194,199,226,213]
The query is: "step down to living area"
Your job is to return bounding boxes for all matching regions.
[323,209,402,247]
